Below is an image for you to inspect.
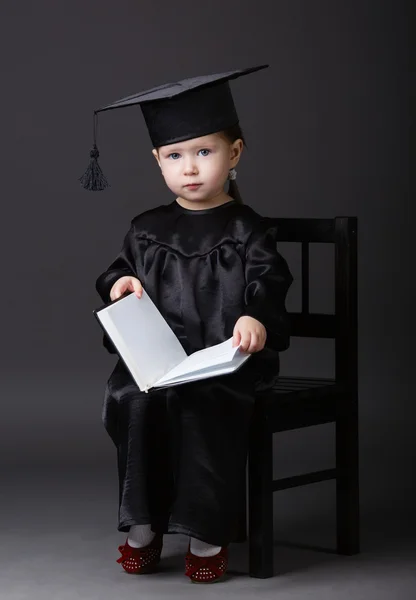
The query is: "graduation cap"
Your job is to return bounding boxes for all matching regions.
[79,64,269,191]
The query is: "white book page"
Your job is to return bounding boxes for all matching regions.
[96,290,187,391]
[155,338,240,385]
[155,351,251,388]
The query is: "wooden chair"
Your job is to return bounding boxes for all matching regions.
[239,216,359,578]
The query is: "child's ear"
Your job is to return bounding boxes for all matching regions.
[230,138,243,168]
[152,148,161,168]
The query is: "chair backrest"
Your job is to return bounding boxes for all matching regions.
[269,217,358,388]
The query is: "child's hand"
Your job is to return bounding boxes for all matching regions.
[110,276,143,301]
[232,316,267,353]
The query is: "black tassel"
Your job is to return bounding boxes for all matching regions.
[79,111,110,191]
[79,143,110,191]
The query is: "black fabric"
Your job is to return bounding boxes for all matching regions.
[94,65,268,147]
[95,199,293,543]
[96,200,293,359]
[141,82,238,148]
[104,358,257,545]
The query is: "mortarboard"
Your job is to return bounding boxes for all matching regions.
[79,64,269,191]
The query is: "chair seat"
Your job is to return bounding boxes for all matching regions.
[256,376,344,432]
[273,375,337,393]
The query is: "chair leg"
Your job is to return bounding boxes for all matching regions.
[248,418,274,578]
[336,394,360,554]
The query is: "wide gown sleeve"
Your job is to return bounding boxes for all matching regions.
[242,219,294,352]
[95,221,139,353]
[95,222,138,304]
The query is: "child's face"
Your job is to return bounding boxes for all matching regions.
[152,133,242,204]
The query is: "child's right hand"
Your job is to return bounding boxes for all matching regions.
[110,276,143,301]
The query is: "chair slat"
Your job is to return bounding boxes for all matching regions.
[269,218,335,243]
[272,468,336,492]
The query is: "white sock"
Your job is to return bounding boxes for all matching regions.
[190,537,221,557]
[128,524,155,548]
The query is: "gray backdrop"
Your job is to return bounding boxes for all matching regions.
[0,0,412,535]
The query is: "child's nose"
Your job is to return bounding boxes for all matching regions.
[183,159,198,175]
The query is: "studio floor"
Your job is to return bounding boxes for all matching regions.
[1,468,414,600]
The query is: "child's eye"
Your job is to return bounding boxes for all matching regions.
[168,152,181,160]
[198,149,211,157]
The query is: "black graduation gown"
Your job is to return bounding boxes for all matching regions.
[95,199,293,545]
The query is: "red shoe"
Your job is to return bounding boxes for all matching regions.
[116,533,163,574]
[185,542,228,583]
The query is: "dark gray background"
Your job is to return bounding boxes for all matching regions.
[0,0,412,539]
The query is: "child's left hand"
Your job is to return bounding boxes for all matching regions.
[232,316,267,353]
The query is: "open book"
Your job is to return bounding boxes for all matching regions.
[93,289,251,392]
